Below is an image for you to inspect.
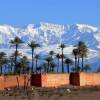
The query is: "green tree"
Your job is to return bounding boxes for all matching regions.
[83,64,91,72]
[45,56,53,73]
[78,41,88,72]
[50,62,56,72]
[55,53,61,73]
[0,52,6,74]
[72,48,79,72]
[19,56,29,74]
[10,36,23,73]
[49,51,55,58]
[28,41,40,73]
[59,43,66,73]
[3,58,8,74]
[35,54,40,74]
[64,58,73,73]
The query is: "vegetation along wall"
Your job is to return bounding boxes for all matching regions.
[0,75,30,90]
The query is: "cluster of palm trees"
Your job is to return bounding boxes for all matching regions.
[0,36,92,75]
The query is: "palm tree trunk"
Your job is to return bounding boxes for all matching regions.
[31,49,34,73]
[47,61,50,73]
[77,55,80,67]
[5,65,7,74]
[57,59,59,73]
[75,56,77,72]
[62,48,64,73]
[15,44,18,74]
[67,64,70,73]
[0,66,2,74]
[36,59,38,74]
[81,55,84,72]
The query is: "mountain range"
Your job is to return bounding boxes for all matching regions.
[0,22,100,71]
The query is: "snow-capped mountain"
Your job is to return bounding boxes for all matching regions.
[0,22,100,71]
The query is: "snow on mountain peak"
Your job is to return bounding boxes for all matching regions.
[0,24,17,35]
[76,24,98,33]
[40,22,66,36]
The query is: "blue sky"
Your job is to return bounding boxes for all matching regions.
[0,0,99,27]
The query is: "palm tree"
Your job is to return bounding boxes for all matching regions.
[59,43,66,73]
[20,56,29,74]
[55,53,61,72]
[9,55,15,73]
[49,51,54,58]
[83,64,91,72]
[72,48,79,72]
[37,66,42,74]
[45,56,52,73]
[35,54,40,74]
[42,63,48,73]
[10,36,23,73]
[0,52,6,74]
[50,62,56,72]
[64,58,73,73]
[49,51,54,71]
[3,58,8,74]
[28,41,40,73]
[78,41,88,72]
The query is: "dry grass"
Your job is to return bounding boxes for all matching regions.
[0,86,100,100]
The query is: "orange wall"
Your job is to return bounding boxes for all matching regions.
[31,74,69,88]
[70,73,100,86]
[0,75,30,90]
[80,73,100,86]
[42,74,69,87]
[1,73,100,90]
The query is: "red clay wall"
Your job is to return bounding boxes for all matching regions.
[31,74,42,87]
[42,74,69,87]
[70,73,100,86]
[0,76,4,90]
[31,74,69,87]
[70,73,80,86]
[0,75,30,90]
[80,73,100,86]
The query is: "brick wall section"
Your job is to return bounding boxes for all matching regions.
[70,73,100,86]
[42,74,69,87]
[80,73,100,86]
[0,76,4,90]
[31,74,42,87]
[70,73,80,86]
[31,74,69,87]
[0,75,30,90]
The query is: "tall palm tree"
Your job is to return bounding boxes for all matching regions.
[59,43,66,73]
[9,55,15,73]
[55,53,61,73]
[49,51,54,71]
[50,62,56,72]
[49,51,54,58]
[45,56,52,73]
[83,64,91,72]
[35,54,40,74]
[28,41,40,73]
[78,41,88,72]
[20,56,29,74]
[64,58,73,73]
[41,63,48,73]
[3,58,8,74]
[10,36,23,73]
[72,48,79,72]
[0,52,6,74]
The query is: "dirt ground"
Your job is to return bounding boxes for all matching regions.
[0,86,100,100]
